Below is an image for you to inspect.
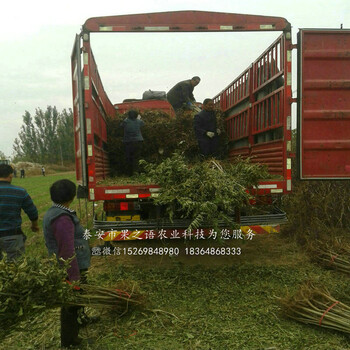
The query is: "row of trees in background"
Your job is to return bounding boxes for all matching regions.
[13,106,74,165]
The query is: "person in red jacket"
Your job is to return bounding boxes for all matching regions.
[43,179,91,348]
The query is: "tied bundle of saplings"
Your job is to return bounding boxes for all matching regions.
[140,152,269,230]
[280,282,350,334]
[308,240,350,275]
[105,109,228,176]
[0,256,142,330]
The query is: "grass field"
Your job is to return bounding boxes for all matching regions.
[2,172,350,349]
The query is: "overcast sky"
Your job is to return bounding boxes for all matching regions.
[0,0,349,158]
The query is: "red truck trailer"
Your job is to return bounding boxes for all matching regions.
[71,11,350,240]
[114,99,174,115]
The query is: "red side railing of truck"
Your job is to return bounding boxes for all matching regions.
[82,42,115,187]
[213,33,293,195]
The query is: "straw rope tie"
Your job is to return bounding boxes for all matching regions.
[116,289,131,298]
[319,301,339,325]
[330,254,338,263]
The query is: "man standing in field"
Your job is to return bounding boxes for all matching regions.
[0,164,39,261]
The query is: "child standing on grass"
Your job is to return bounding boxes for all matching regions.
[43,179,91,348]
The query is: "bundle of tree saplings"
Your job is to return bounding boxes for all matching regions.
[309,241,350,275]
[140,152,269,230]
[105,109,228,176]
[280,282,350,334]
[0,256,142,330]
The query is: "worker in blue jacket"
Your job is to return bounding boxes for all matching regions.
[194,98,221,158]
[0,164,39,261]
[121,110,145,176]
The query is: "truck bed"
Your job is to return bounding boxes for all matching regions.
[96,174,155,186]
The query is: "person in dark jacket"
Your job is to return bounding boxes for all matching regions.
[121,110,145,176]
[167,76,200,114]
[43,179,91,348]
[194,98,221,158]
[0,164,39,261]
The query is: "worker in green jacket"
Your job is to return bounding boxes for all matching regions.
[167,76,201,114]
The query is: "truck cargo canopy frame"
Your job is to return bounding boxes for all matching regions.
[83,10,291,34]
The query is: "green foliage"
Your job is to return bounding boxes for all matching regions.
[141,153,269,230]
[3,173,350,349]
[106,109,228,176]
[282,180,350,244]
[0,256,73,329]
[0,151,6,159]
[56,108,75,164]
[280,281,350,334]
[0,255,142,333]
[3,235,350,349]
[13,107,74,164]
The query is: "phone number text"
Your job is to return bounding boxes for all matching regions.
[106,246,242,257]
